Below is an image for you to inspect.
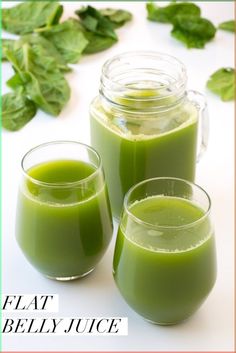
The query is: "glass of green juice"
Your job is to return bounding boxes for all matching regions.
[16,141,113,281]
[90,51,209,219]
[113,177,217,325]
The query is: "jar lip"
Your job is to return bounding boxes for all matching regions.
[102,50,187,91]
[123,177,211,230]
[21,141,102,188]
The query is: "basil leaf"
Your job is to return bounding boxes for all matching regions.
[99,8,132,28]
[2,1,63,35]
[207,68,235,101]
[219,20,235,32]
[5,44,70,116]
[2,39,16,61]
[83,31,117,54]
[76,6,118,40]
[171,15,216,48]
[2,92,37,131]
[146,2,201,23]
[38,19,88,64]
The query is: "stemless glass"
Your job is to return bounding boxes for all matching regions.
[16,141,113,281]
[113,177,217,325]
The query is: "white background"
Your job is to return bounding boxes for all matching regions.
[2,1,234,351]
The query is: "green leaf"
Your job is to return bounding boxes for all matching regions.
[17,34,70,72]
[2,1,63,35]
[207,68,235,101]
[146,2,201,23]
[7,70,70,117]
[37,19,88,64]
[219,20,235,32]
[83,31,117,54]
[2,92,37,131]
[75,6,118,40]
[99,8,132,28]
[171,15,216,48]
[2,39,16,61]
[74,6,132,54]
[2,35,70,71]
[5,44,70,116]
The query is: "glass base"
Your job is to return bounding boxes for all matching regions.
[46,268,94,281]
[146,318,180,326]
[145,316,189,326]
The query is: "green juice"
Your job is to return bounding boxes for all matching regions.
[90,95,198,218]
[113,196,216,324]
[16,160,113,279]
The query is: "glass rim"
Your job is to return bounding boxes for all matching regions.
[21,141,102,188]
[123,177,211,230]
[102,50,187,91]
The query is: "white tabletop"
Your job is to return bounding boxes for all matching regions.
[2,1,234,351]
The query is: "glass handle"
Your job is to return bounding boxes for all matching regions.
[187,90,209,163]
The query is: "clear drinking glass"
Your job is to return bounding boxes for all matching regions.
[90,51,209,219]
[113,177,216,324]
[16,141,113,281]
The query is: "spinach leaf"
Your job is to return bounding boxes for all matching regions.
[17,34,70,72]
[207,68,235,101]
[146,2,201,23]
[5,44,70,116]
[146,2,215,49]
[99,8,132,28]
[2,35,70,71]
[82,31,117,54]
[2,1,63,35]
[2,39,16,61]
[75,6,118,40]
[8,71,70,116]
[2,92,37,131]
[219,20,235,32]
[171,15,216,48]
[74,5,132,54]
[37,19,88,64]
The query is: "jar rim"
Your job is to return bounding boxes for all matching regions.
[21,141,102,188]
[102,50,187,91]
[123,177,211,230]
[100,51,188,114]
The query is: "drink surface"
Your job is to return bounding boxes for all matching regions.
[16,160,113,279]
[130,195,204,227]
[113,196,216,324]
[28,159,95,184]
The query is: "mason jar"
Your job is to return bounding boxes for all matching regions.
[90,51,209,219]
